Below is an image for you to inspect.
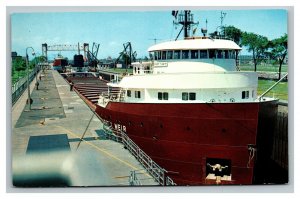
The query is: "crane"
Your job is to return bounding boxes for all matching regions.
[115,42,137,68]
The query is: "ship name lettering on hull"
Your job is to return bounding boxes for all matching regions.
[114,123,127,132]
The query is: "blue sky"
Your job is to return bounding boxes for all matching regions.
[11,9,288,60]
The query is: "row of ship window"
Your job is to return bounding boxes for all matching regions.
[126,90,196,100]
[150,49,237,60]
[127,90,252,100]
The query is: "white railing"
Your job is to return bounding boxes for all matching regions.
[102,122,176,186]
[98,90,125,106]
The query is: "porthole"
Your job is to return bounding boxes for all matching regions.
[230,98,235,102]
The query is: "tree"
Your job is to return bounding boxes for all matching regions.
[222,26,243,46]
[12,56,26,71]
[269,34,288,79]
[241,32,269,71]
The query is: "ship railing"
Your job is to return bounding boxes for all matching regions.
[12,66,40,106]
[121,132,165,185]
[133,69,154,75]
[100,90,126,103]
[129,170,142,186]
[102,122,176,186]
[129,169,159,186]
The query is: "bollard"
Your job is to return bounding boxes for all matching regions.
[70,83,74,91]
[36,82,39,90]
[26,98,33,105]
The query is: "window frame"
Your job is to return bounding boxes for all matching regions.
[135,90,141,98]
[162,51,167,60]
[174,50,181,59]
[127,90,131,97]
[158,92,169,100]
[167,51,173,59]
[157,51,162,60]
[200,50,208,59]
[217,50,223,59]
[191,50,199,59]
[209,49,216,59]
[163,92,169,100]
[158,92,163,100]
[182,50,190,59]
[182,92,188,101]
[242,91,249,99]
[189,92,196,100]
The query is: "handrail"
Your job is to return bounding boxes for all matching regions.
[102,122,176,186]
[12,67,40,105]
[258,73,288,101]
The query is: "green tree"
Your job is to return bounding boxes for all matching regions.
[222,26,243,46]
[12,56,26,71]
[269,34,288,79]
[241,32,269,71]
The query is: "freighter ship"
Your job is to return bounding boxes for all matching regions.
[94,11,278,185]
[52,55,68,73]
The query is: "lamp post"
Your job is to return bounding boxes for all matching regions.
[26,47,35,110]
[34,53,40,90]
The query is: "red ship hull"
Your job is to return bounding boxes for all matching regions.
[95,101,278,185]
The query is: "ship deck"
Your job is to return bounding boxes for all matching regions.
[11,69,158,187]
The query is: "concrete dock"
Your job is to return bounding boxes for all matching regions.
[11,69,157,186]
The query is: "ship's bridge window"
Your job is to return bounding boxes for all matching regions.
[200,50,208,59]
[191,50,199,59]
[242,91,249,99]
[209,49,216,59]
[154,51,158,60]
[162,51,167,60]
[182,92,196,100]
[135,91,141,98]
[217,50,223,59]
[149,52,153,60]
[127,90,131,97]
[224,50,229,59]
[158,51,162,60]
[167,51,173,59]
[158,92,168,100]
[182,50,189,59]
[229,50,235,59]
[174,50,181,59]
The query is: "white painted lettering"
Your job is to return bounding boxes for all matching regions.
[113,123,127,132]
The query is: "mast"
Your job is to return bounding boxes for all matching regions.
[173,10,199,39]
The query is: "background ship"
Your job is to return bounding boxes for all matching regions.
[52,55,68,73]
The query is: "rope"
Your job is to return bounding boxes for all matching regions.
[76,112,95,150]
[247,147,256,168]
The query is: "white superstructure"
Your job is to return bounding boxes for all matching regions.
[100,37,259,105]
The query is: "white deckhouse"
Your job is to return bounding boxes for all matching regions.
[100,36,258,105]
